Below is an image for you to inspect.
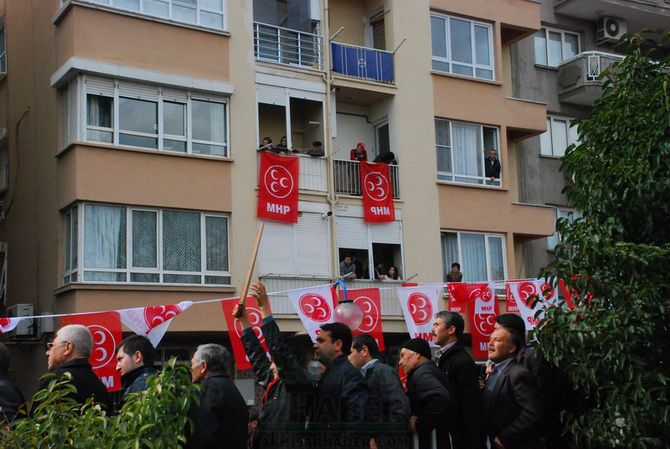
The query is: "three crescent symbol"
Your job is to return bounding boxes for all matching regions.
[264,165,294,199]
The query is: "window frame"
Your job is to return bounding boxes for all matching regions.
[441,230,507,283]
[435,118,501,187]
[430,13,495,81]
[0,26,6,74]
[79,75,230,158]
[534,27,580,67]
[539,115,579,157]
[63,203,231,286]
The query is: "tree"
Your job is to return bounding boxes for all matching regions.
[536,33,670,449]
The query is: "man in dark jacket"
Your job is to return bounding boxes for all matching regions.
[483,326,541,449]
[349,333,410,448]
[432,311,484,449]
[116,335,157,404]
[311,322,368,449]
[0,343,25,424]
[187,343,248,449]
[484,149,501,181]
[41,324,112,411]
[399,338,453,449]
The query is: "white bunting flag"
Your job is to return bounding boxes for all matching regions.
[396,285,441,345]
[0,317,24,333]
[508,279,557,330]
[286,285,335,342]
[119,301,193,347]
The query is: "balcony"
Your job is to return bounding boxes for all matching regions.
[334,160,400,199]
[257,153,327,193]
[253,22,323,71]
[331,42,394,84]
[558,51,623,106]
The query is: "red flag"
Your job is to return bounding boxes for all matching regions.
[397,364,408,392]
[257,152,299,223]
[446,282,490,313]
[505,282,519,312]
[61,312,122,392]
[337,288,385,351]
[221,297,269,371]
[467,283,498,360]
[360,161,395,223]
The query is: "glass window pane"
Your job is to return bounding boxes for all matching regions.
[450,18,472,64]
[119,97,157,134]
[205,275,231,285]
[131,273,160,283]
[84,271,127,282]
[551,119,568,157]
[461,233,486,282]
[200,11,224,29]
[441,232,459,281]
[163,274,201,284]
[474,25,490,66]
[569,122,579,146]
[200,0,223,11]
[65,213,72,271]
[483,127,498,152]
[84,204,126,269]
[192,143,226,157]
[540,119,552,155]
[488,236,505,281]
[164,102,185,136]
[431,16,447,58]
[564,33,579,60]
[192,100,226,143]
[132,210,157,268]
[88,130,113,143]
[534,30,547,65]
[163,210,201,271]
[475,68,493,80]
[164,139,187,152]
[432,60,449,72]
[115,0,140,11]
[206,216,228,271]
[173,4,197,24]
[144,0,169,17]
[87,95,113,128]
[548,31,562,66]
[435,120,451,174]
[119,134,158,149]
[72,207,78,269]
[452,64,472,77]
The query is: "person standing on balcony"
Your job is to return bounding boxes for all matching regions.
[484,149,501,182]
[350,142,368,161]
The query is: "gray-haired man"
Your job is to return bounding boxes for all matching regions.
[187,344,248,449]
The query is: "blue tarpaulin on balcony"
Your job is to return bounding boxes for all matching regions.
[331,42,394,83]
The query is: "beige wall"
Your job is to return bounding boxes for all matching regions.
[430,0,540,33]
[329,0,368,46]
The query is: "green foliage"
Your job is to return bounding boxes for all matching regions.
[537,32,670,449]
[0,358,201,449]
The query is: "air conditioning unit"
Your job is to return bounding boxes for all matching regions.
[7,303,35,336]
[597,17,627,44]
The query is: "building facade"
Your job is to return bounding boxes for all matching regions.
[0,0,564,396]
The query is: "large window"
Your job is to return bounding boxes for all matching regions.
[534,27,579,67]
[435,118,500,186]
[539,115,579,157]
[64,75,229,157]
[431,14,494,80]
[64,204,230,286]
[63,0,227,31]
[441,231,506,282]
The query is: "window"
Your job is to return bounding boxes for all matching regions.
[547,208,581,251]
[63,203,230,285]
[431,14,494,80]
[0,27,6,74]
[65,0,227,31]
[441,231,506,282]
[435,118,500,186]
[64,75,229,157]
[0,131,8,190]
[540,116,579,157]
[534,27,579,67]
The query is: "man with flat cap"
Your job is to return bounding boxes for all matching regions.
[398,337,454,449]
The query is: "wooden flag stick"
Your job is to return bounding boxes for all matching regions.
[234,222,265,317]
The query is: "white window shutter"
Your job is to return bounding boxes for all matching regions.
[258,221,295,275]
[68,77,81,144]
[256,85,286,106]
[85,76,115,97]
[371,220,402,244]
[118,82,160,101]
[295,212,330,276]
[336,216,368,249]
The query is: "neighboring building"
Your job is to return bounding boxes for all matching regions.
[0,0,560,396]
[513,0,670,276]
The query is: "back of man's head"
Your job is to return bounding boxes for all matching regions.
[194,344,231,374]
[0,342,10,375]
[352,334,380,359]
[118,335,155,366]
[495,314,526,346]
[320,322,353,356]
[58,324,94,359]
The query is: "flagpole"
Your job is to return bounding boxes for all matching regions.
[234,222,265,318]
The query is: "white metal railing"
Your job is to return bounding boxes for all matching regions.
[253,21,323,70]
[260,276,404,317]
[334,159,400,199]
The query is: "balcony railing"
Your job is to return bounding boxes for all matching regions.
[260,276,404,317]
[257,153,328,193]
[331,42,394,84]
[253,22,323,71]
[334,159,400,199]
[558,51,624,105]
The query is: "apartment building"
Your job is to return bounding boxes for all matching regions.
[0,0,556,395]
[512,0,670,277]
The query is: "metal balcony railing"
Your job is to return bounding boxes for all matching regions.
[253,21,323,71]
[331,42,394,84]
[334,159,400,199]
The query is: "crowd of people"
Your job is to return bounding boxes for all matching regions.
[258,138,398,165]
[0,281,575,449]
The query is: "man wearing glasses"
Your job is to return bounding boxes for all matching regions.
[41,324,112,411]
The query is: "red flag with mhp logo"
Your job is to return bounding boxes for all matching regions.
[446,282,490,313]
[467,283,498,360]
[257,152,299,223]
[61,312,122,392]
[337,288,385,351]
[360,161,395,223]
[221,297,269,371]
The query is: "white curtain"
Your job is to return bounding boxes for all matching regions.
[452,123,481,178]
[84,205,125,269]
[461,233,486,281]
[441,233,459,279]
